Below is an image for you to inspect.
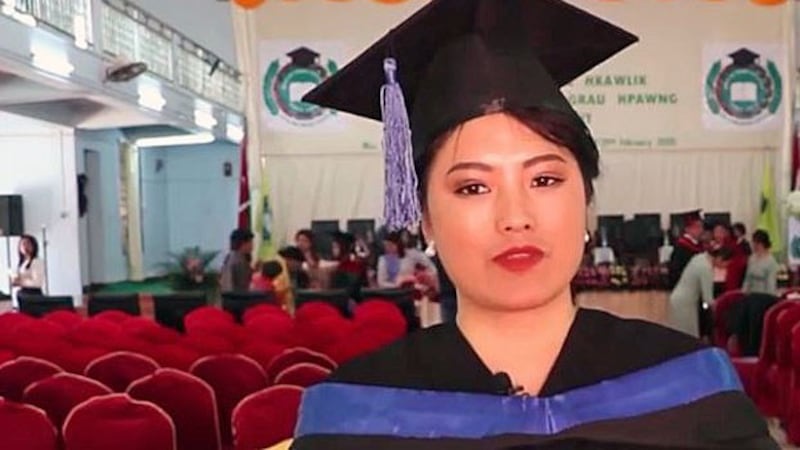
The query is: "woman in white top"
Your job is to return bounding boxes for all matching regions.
[742,230,779,296]
[669,247,731,337]
[11,234,45,306]
[377,231,438,291]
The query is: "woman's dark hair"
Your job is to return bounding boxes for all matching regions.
[732,223,747,237]
[295,229,314,243]
[18,234,38,269]
[295,229,319,259]
[261,260,284,279]
[384,231,406,258]
[752,229,772,249]
[709,246,733,261]
[417,107,600,208]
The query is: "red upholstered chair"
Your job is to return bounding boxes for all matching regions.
[242,304,290,326]
[327,328,395,364]
[711,290,745,355]
[127,368,222,450]
[244,313,296,345]
[773,306,800,419]
[294,301,342,323]
[184,307,235,328]
[190,354,268,445]
[293,315,353,352]
[147,344,202,372]
[182,333,237,356]
[62,394,177,450]
[93,310,135,324]
[0,349,15,365]
[122,318,181,346]
[42,310,84,329]
[0,397,58,450]
[733,300,798,410]
[273,363,331,388]
[266,348,337,383]
[784,323,800,444]
[239,341,288,373]
[9,320,69,359]
[232,385,303,450]
[0,357,63,401]
[23,373,112,428]
[68,319,125,350]
[353,300,407,341]
[84,351,160,393]
[54,347,110,374]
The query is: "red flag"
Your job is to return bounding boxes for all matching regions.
[238,133,251,229]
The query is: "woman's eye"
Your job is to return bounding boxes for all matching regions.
[455,183,490,196]
[531,176,563,188]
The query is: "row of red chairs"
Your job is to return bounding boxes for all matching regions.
[0,349,324,449]
[713,291,800,444]
[0,299,406,374]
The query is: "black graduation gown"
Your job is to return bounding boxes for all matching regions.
[292,308,777,449]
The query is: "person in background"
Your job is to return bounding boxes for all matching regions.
[377,231,438,292]
[723,222,749,292]
[295,229,326,289]
[669,246,733,338]
[11,234,45,306]
[667,210,704,289]
[733,223,752,256]
[251,260,283,292]
[220,228,254,293]
[295,229,319,270]
[743,230,779,296]
[330,231,367,297]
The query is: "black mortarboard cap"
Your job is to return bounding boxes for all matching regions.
[682,210,703,226]
[729,48,759,67]
[287,47,320,67]
[303,0,637,229]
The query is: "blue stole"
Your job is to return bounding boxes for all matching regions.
[296,348,741,439]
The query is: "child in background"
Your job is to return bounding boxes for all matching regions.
[251,260,283,293]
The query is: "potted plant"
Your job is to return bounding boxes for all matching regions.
[161,247,221,302]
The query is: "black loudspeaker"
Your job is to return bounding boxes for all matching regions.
[0,195,24,236]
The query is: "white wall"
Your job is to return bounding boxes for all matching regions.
[75,129,128,285]
[140,142,240,276]
[128,0,237,65]
[0,112,82,303]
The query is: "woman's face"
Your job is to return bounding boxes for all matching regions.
[383,240,399,255]
[19,238,32,256]
[422,113,586,311]
[713,226,729,243]
[331,241,342,259]
[296,234,312,252]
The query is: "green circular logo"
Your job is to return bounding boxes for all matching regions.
[705,47,782,125]
[263,46,338,127]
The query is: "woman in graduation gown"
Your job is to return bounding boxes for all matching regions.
[291,0,778,448]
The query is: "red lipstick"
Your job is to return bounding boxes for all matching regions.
[492,245,544,272]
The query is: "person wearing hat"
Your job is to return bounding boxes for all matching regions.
[291,0,775,448]
[667,210,705,289]
[220,228,254,293]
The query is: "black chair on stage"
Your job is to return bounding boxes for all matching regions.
[359,287,419,332]
[18,295,75,318]
[221,290,277,323]
[294,289,351,317]
[87,293,141,317]
[152,292,207,332]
